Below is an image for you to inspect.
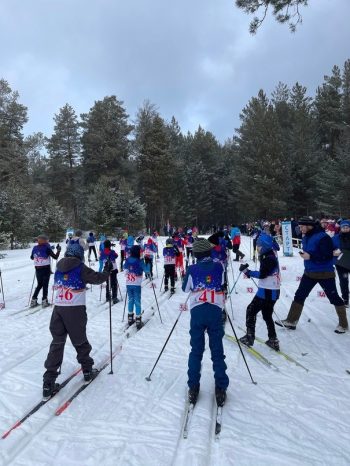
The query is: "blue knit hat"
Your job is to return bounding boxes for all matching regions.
[65,243,84,260]
[340,220,350,228]
[257,233,273,254]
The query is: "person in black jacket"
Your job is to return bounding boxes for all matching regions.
[239,233,281,350]
[42,243,111,399]
[333,219,350,307]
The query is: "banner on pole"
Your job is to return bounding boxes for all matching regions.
[281,221,293,257]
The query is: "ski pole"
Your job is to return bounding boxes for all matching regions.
[27,271,36,307]
[0,269,5,309]
[151,281,162,323]
[154,256,158,278]
[249,277,308,356]
[229,271,242,295]
[107,274,114,374]
[145,293,190,381]
[226,311,257,385]
[122,290,128,322]
[159,273,164,293]
[99,284,102,302]
[116,275,123,301]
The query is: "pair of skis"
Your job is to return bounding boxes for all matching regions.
[182,397,223,441]
[2,348,121,439]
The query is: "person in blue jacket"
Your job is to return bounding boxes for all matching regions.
[332,219,350,307]
[163,238,180,293]
[278,216,348,333]
[99,240,119,303]
[182,238,229,408]
[124,245,146,329]
[86,232,98,261]
[239,233,280,350]
[98,234,106,272]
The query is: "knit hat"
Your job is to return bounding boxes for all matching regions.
[75,229,83,237]
[257,233,273,254]
[340,220,350,228]
[104,239,111,249]
[298,216,316,226]
[65,243,84,261]
[37,234,48,241]
[130,245,141,259]
[166,238,174,245]
[192,238,213,258]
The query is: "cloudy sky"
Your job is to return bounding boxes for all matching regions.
[1,0,350,142]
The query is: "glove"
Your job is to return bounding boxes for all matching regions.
[56,244,61,253]
[103,260,113,274]
[239,263,249,273]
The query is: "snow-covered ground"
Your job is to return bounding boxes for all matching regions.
[0,237,350,466]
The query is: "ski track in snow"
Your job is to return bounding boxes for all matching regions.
[0,237,350,465]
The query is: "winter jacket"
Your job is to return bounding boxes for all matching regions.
[31,244,60,267]
[53,257,108,310]
[245,250,280,300]
[302,226,334,273]
[99,248,118,270]
[163,245,180,265]
[124,257,146,286]
[182,257,225,311]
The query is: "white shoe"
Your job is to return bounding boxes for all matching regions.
[334,325,348,334]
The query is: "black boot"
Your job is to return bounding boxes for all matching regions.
[43,381,60,400]
[215,387,227,407]
[136,315,143,330]
[113,297,119,304]
[265,338,280,351]
[128,313,135,326]
[188,386,199,405]
[239,333,254,347]
[83,368,99,383]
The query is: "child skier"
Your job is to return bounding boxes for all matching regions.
[30,234,61,308]
[239,233,281,350]
[124,245,146,329]
[119,232,128,271]
[99,239,119,303]
[42,243,112,399]
[144,237,157,279]
[172,232,185,279]
[184,230,194,267]
[86,232,98,261]
[182,238,229,407]
[163,238,180,293]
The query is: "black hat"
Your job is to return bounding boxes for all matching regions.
[298,216,316,226]
[130,245,141,258]
[192,238,213,258]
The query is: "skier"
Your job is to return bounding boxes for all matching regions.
[182,238,229,407]
[98,234,106,272]
[69,229,88,251]
[65,232,73,245]
[42,242,112,399]
[172,231,185,279]
[277,216,348,333]
[163,238,180,293]
[333,219,350,307]
[86,232,98,261]
[184,230,194,267]
[99,239,119,303]
[30,234,61,308]
[119,232,128,271]
[124,245,146,329]
[230,225,245,261]
[144,237,157,279]
[151,230,160,258]
[238,233,281,350]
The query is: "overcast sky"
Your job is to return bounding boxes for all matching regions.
[1,0,350,142]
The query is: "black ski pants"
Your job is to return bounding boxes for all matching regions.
[43,306,94,383]
[144,256,153,278]
[336,265,349,305]
[120,250,125,271]
[164,264,175,289]
[88,245,98,261]
[106,269,118,300]
[33,266,51,300]
[246,295,277,339]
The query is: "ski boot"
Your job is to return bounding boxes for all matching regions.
[42,299,50,308]
[128,313,135,326]
[43,381,60,400]
[135,315,143,330]
[170,287,175,295]
[215,387,227,407]
[83,368,99,383]
[164,285,169,292]
[265,337,280,351]
[113,297,119,304]
[275,319,297,330]
[30,298,38,308]
[188,386,199,405]
[239,333,254,347]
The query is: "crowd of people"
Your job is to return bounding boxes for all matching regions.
[26,216,350,407]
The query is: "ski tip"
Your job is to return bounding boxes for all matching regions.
[55,401,70,416]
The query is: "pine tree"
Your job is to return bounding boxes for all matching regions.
[46,104,81,224]
[0,79,28,184]
[81,96,133,183]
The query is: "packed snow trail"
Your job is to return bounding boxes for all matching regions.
[0,237,350,465]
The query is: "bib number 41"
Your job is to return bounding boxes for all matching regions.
[197,289,215,304]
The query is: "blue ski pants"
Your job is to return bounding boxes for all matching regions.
[127,285,142,316]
